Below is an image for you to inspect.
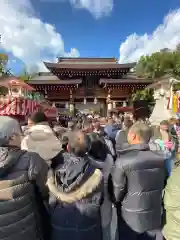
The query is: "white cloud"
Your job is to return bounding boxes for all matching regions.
[0,0,79,72]
[39,0,114,19]
[119,9,180,63]
[64,48,80,57]
[70,0,113,19]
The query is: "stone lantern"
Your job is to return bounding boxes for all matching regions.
[148,77,179,125]
[0,76,35,98]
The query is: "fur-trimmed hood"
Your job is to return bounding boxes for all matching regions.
[47,168,103,203]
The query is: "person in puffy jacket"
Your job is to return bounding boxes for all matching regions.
[111,121,167,240]
[47,131,104,240]
[21,112,62,163]
[87,132,114,240]
[0,116,49,240]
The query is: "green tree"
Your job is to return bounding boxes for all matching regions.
[132,89,154,102]
[18,68,31,81]
[18,66,38,81]
[0,53,11,76]
[176,44,180,52]
[0,53,11,95]
[136,45,180,79]
[131,89,155,114]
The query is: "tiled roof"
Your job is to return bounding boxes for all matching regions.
[58,57,118,64]
[44,61,136,70]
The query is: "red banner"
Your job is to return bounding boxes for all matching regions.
[0,97,40,116]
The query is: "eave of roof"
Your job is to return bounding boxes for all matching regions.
[27,79,82,85]
[44,62,136,70]
[0,75,35,91]
[99,78,153,84]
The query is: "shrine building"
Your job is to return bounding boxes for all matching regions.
[27,57,153,115]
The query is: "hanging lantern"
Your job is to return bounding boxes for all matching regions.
[123,101,127,107]
[69,103,74,112]
[106,94,111,103]
[8,84,23,97]
[108,102,112,110]
[94,97,97,104]
[65,102,69,109]
[83,98,87,105]
[113,101,116,108]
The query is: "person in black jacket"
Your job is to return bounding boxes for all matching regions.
[87,132,114,240]
[0,116,49,240]
[111,121,166,240]
[47,131,104,240]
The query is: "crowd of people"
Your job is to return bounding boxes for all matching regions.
[0,111,180,240]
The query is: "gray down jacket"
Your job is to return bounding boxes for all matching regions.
[0,143,48,240]
[112,143,166,234]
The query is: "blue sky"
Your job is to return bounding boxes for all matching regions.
[0,0,180,73]
[32,0,180,57]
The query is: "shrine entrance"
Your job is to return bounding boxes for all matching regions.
[75,101,101,114]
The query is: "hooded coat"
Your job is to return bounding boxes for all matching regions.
[0,141,49,240]
[21,123,62,161]
[47,153,104,240]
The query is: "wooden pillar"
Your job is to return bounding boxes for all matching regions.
[106,88,112,116]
